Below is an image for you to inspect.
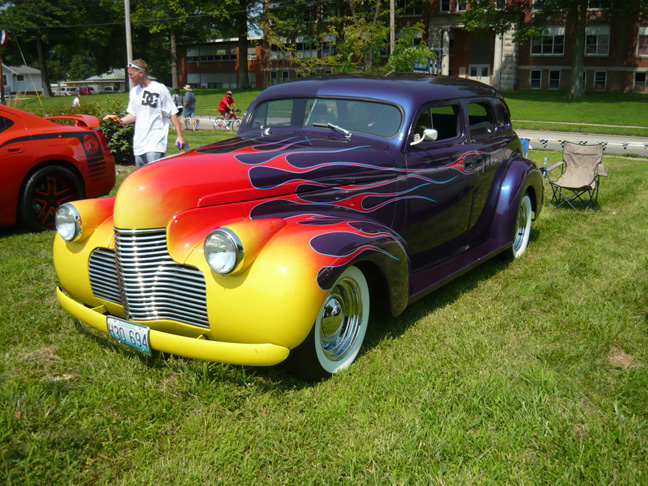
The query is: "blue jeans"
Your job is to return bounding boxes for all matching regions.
[135,152,165,168]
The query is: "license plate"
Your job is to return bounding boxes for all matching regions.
[106,317,151,355]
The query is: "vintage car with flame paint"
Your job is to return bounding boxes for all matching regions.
[0,106,115,231]
[53,75,543,380]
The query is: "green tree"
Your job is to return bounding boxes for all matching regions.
[385,24,435,73]
[0,0,128,94]
[462,0,648,98]
[131,0,229,89]
[68,52,97,81]
[0,0,66,97]
[333,0,390,72]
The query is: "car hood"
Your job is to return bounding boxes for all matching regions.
[113,135,396,229]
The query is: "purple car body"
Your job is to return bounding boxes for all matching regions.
[239,75,543,299]
[53,74,543,380]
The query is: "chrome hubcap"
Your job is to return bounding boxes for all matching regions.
[319,277,364,362]
[513,200,529,251]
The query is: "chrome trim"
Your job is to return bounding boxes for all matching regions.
[204,227,244,274]
[87,228,210,329]
[89,248,121,303]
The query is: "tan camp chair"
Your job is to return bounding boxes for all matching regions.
[547,142,608,210]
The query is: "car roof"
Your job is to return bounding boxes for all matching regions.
[254,74,504,109]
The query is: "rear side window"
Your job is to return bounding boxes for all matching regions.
[495,101,512,128]
[467,102,496,138]
[0,116,14,134]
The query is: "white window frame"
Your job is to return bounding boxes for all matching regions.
[530,70,542,89]
[585,25,610,56]
[457,0,467,11]
[548,70,560,89]
[531,26,565,56]
[469,64,490,83]
[634,72,647,91]
[397,0,424,16]
[638,25,648,57]
[440,0,451,12]
[594,71,607,90]
[295,36,317,59]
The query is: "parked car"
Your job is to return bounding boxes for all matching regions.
[0,106,115,231]
[55,86,76,96]
[53,75,543,380]
[102,86,120,93]
[78,87,96,95]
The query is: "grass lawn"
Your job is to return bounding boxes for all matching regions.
[1,146,647,484]
[503,91,648,137]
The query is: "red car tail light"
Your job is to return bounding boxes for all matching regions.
[94,128,110,153]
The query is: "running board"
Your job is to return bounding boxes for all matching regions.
[409,239,511,304]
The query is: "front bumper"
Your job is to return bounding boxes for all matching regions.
[56,287,290,366]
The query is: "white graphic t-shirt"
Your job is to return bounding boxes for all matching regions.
[127,81,178,156]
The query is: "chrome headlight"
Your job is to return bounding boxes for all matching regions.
[204,228,243,274]
[55,203,82,242]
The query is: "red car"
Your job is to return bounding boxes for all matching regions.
[0,106,115,231]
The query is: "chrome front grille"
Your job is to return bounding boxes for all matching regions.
[88,228,209,329]
[89,248,121,303]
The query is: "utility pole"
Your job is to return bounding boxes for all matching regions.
[124,0,133,87]
[0,30,7,104]
[390,0,395,55]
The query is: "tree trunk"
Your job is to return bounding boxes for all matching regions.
[35,34,52,98]
[237,0,250,90]
[170,26,178,90]
[567,0,587,99]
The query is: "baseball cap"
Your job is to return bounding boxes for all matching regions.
[226,90,232,95]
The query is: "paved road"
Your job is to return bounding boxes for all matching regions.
[517,129,648,157]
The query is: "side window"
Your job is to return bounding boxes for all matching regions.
[495,101,512,128]
[0,116,14,134]
[412,104,460,143]
[430,104,460,141]
[467,102,495,138]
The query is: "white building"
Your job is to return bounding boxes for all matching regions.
[2,64,43,94]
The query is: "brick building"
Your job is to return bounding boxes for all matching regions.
[179,1,648,93]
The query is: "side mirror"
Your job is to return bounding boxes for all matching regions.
[410,128,438,146]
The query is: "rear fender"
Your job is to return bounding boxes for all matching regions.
[490,157,543,244]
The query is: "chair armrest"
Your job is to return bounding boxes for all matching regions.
[597,164,608,177]
[547,161,564,172]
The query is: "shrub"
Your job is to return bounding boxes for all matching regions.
[36,96,135,165]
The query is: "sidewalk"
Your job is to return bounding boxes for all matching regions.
[517,129,648,157]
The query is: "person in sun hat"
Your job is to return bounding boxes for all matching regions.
[104,58,185,168]
[218,90,239,120]
[182,84,197,131]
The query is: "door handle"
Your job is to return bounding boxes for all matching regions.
[9,148,22,153]
[463,156,475,172]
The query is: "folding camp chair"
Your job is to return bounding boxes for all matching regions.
[547,142,608,210]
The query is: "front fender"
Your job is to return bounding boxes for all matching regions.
[170,210,410,348]
[491,157,544,244]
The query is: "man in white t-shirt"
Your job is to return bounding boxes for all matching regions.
[105,59,185,168]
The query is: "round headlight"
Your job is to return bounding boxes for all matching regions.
[55,203,82,242]
[204,228,243,274]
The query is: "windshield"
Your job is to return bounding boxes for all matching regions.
[247,97,402,138]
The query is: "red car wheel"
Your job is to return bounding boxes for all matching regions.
[19,166,83,231]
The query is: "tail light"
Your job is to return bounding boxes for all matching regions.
[94,128,110,152]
